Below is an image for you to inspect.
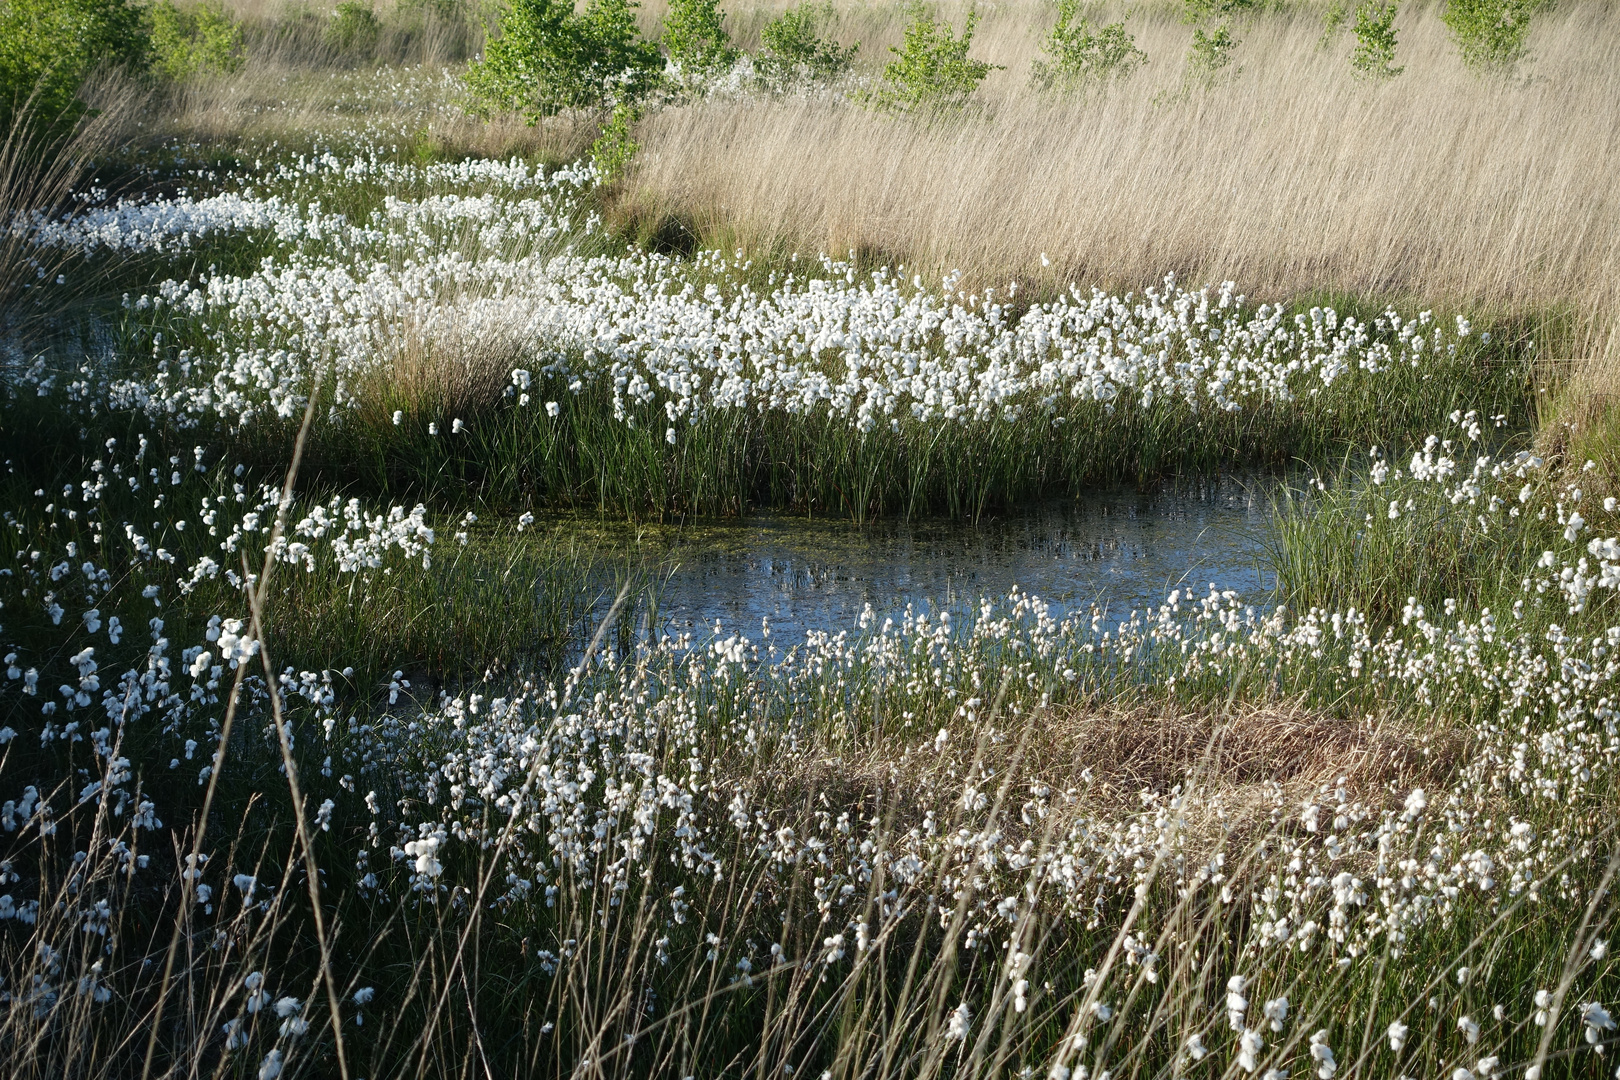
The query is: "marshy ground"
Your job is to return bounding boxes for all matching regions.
[2,1,1619,1077]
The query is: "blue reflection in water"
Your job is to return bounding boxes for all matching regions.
[602,475,1274,647]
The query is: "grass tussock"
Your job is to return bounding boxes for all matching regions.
[0,71,151,324]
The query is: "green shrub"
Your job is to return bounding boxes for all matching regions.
[661,0,736,78]
[1442,0,1545,74]
[465,0,662,121]
[1349,0,1401,79]
[756,1,857,86]
[1031,0,1146,93]
[863,1,999,115]
[149,0,245,82]
[327,0,381,54]
[0,0,148,145]
[1186,21,1238,84]
[1182,0,1258,25]
[590,101,639,179]
[1316,0,1347,49]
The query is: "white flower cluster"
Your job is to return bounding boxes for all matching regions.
[12,153,1464,439]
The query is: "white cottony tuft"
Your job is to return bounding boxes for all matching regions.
[1584,1002,1617,1049]
[945,1001,971,1041]
[1227,975,1250,1030]
[1309,1030,1336,1079]
[1388,1020,1409,1051]
[1535,989,1554,1026]
[1237,1029,1264,1073]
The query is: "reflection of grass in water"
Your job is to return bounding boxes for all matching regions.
[523,476,1277,640]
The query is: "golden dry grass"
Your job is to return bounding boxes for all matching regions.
[736,698,1468,860]
[625,0,1620,355]
[147,57,598,161]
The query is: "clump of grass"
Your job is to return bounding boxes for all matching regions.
[1268,408,1620,631]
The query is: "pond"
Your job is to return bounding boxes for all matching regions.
[587,473,1277,647]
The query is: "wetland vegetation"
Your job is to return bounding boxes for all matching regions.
[1,0,1618,1076]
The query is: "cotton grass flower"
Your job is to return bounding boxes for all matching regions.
[1584,1003,1617,1050]
[1227,975,1250,1030]
[1308,1031,1336,1078]
[1535,990,1553,1025]
[1237,1029,1264,1073]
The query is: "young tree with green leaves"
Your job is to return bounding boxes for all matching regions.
[865,1,999,115]
[1349,0,1401,80]
[1031,0,1146,93]
[756,1,856,87]
[0,0,148,146]
[1442,0,1545,75]
[464,0,661,121]
[661,0,737,78]
[327,0,381,54]
[149,0,245,82]
[1186,22,1238,84]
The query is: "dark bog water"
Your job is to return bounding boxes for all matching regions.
[577,474,1275,646]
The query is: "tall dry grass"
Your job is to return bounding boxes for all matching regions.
[0,71,150,325]
[626,0,1620,352]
